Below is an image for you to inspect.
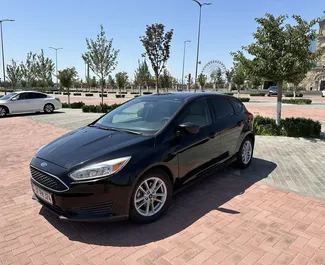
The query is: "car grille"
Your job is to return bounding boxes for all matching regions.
[30,166,68,192]
[72,201,115,216]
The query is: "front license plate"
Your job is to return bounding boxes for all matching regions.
[32,183,53,205]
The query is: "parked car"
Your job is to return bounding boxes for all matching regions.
[267,86,278,96]
[0,91,61,117]
[30,92,255,223]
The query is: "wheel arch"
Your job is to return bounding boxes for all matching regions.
[0,105,10,114]
[137,164,175,188]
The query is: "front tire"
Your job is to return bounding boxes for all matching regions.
[44,103,54,114]
[129,169,172,223]
[235,136,254,169]
[0,106,8,117]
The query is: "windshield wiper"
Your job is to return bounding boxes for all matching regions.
[88,124,142,135]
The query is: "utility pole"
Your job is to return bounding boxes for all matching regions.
[49,47,63,89]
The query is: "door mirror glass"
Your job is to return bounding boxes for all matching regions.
[178,122,200,135]
[11,97,18,101]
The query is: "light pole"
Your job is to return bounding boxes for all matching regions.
[181,40,191,88]
[49,47,63,88]
[0,19,15,95]
[193,0,211,92]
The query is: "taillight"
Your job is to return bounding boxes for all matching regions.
[55,97,61,102]
[247,111,254,120]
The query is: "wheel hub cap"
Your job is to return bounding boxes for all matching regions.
[241,141,252,165]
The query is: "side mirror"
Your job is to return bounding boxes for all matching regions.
[11,97,17,101]
[178,122,200,135]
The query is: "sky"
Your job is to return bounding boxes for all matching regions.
[1,0,324,82]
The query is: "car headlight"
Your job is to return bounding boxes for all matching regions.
[69,156,131,181]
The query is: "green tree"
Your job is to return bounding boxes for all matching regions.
[90,76,97,88]
[231,13,325,125]
[115,72,128,93]
[58,67,78,104]
[34,49,54,89]
[198,73,207,90]
[160,69,172,91]
[288,73,306,99]
[134,60,151,93]
[210,68,224,89]
[249,75,263,89]
[20,52,36,88]
[232,63,246,97]
[225,69,234,91]
[6,60,23,88]
[82,25,119,103]
[140,23,174,93]
[108,75,116,89]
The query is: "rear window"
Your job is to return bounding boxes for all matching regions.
[209,98,234,119]
[229,98,244,114]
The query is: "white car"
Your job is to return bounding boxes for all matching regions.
[0,91,62,117]
[322,90,325,97]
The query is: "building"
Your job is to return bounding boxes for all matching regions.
[301,13,325,91]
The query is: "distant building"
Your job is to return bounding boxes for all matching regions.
[301,13,325,90]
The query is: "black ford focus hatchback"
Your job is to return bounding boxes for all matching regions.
[30,92,255,223]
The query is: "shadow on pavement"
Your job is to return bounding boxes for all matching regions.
[40,158,277,247]
[2,111,65,118]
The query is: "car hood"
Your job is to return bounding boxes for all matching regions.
[36,126,153,169]
[0,99,8,103]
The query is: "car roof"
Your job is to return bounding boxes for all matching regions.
[15,91,46,94]
[142,92,234,101]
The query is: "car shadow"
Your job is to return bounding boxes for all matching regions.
[40,157,277,247]
[3,111,65,118]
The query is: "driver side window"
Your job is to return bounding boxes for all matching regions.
[112,102,145,123]
[180,99,212,127]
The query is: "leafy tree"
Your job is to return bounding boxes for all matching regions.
[160,69,172,91]
[90,76,97,88]
[198,73,207,90]
[82,25,119,103]
[232,63,246,97]
[134,60,151,92]
[231,13,325,125]
[140,23,174,93]
[20,52,36,88]
[6,60,23,88]
[249,75,263,89]
[288,73,306,99]
[58,67,78,104]
[21,80,27,88]
[225,69,234,91]
[115,72,128,93]
[34,49,54,88]
[108,75,116,89]
[210,68,224,89]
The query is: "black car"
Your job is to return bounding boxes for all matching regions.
[30,93,255,223]
[267,86,278,96]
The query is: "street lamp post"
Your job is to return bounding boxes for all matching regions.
[0,19,15,95]
[193,0,211,92]
[49,47,63,88]
[181,40,191,89]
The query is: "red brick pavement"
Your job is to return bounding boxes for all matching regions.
[1,117,325,265]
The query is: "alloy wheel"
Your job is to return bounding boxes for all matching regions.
[45,104,54,113]
[134,177,167,217]
[241,140,252,165]
[0,107,7,117]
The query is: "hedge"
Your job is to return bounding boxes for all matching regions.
[62,101,85,109]
[130,92,139,94]
[253,116,321,138]
[250,93,266,96]
[282,99,311,105]
[63,92,70,95]
[224,92,234,96]
[99,94,108,97]
[239,98,250,102]
[143,92,153,95]
[54,92,61,94]
[73,93,82,96]
[115,94,125,98]
[82,103,120,113]
[107,91,116,94]
[284,93,303,97]
[120,92,127,94]
[85,93,93,97]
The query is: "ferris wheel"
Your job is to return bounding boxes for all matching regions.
[201,60,227,83]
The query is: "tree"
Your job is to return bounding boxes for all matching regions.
[134,60,151,93]
[198,73,207,90]
[231,14,325,125]
[288,73,306,99]
[90,76,97,88]
[160,69,172,91]
[58,67,78,104]
[140,23,174,93]
[249,75,263,89]
[82,25,119,104]
[108,75,116,90]
[225,69,234,91]
[6,60,23,88]
[20,52,36,88]
[210,68,224,89]
[232,63,246,97]
[115,72,128,93]
[34,49,54,89]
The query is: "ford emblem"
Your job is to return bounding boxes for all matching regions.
[41,162,48,167]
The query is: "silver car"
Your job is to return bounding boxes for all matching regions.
[0,91,62,117]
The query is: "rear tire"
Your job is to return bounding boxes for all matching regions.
[44,103,54,114]
[0,106,8,117]
[235,136,254,169]
[129,169,172,223]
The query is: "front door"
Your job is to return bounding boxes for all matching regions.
[175,99,222,184]
[7,92,34,113]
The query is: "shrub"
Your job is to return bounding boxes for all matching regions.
[120,91,127,94]
[250,93,266,96]
[63,92,70,95]
[73,93,82,96]
[99,94,108,97]
[284,93,303,97]
[107,91,116,94]
[85,93,93,97]
[143,92,153,95]
[130,92,139,94]
[115,94,125,98]
[224,92,234,96]
[282,99,311,105]
[82,103,121,113]
[62,101,85,109]
[54,92,61,94]
[239,98,250,102]
[253,115,321,138]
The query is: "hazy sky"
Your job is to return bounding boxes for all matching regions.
[1,0,324,81]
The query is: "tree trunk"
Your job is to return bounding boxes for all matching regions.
[101,85,104,105]
[228,82,232,91]
[276,80,283,126]
[155,74,159,94]
[139,85,142,96]
[293,86,297,100]
[68,87,70,105]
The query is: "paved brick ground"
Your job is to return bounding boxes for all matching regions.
[1,115,325,264]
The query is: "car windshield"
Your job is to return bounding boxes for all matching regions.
[94,97,185,135]
[0,92,17,100]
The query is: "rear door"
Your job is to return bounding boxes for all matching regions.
[208,96,245,159]
[28,92,48,111]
